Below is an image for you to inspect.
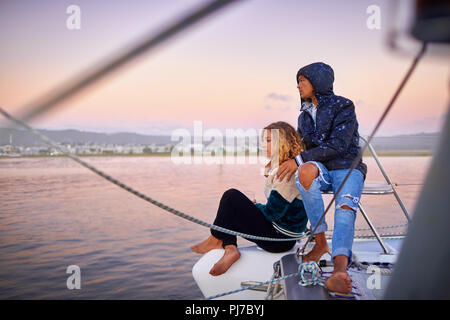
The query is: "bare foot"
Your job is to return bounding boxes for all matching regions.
[302,243,330,263]
[325,271,352,294]
[302,233,330,263]
[209,245,241,276]
[191,235,223,254]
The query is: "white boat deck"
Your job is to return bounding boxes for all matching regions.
[192,237,403,300]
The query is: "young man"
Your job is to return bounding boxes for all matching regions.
[277,62,367,294]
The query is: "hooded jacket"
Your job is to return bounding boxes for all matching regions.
[295,62,367,179]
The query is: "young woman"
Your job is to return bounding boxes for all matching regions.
[191,121,308,276]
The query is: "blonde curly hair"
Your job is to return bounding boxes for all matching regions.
[262,121,305,165]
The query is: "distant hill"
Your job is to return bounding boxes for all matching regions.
[0,127,441,152]
[363,132,440,153]
[0,127,173,146]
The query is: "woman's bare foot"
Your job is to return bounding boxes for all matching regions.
[209,245,241,276]
[302,232,330,263]
[325,271,352,294]
[191,235,223,254]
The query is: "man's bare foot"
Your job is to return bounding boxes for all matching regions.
[191,236,223,254]
[302,243,330,262]
[209,245,241,276]
[302,232,330,263]
[325,271,352,294]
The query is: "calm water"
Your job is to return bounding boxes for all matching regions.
[0,156,431,299]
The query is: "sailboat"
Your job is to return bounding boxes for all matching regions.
[1,0,447,301]
[192,0,450,300]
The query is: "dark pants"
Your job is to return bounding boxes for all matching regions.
[210,188,296,253]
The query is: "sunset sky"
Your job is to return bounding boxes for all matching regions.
[0,0,448,136]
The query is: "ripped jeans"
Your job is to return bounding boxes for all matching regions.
[295,161,364,261]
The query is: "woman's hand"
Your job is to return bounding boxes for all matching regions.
[277,159,298,182]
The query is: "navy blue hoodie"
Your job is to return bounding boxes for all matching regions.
[296,62,367,179]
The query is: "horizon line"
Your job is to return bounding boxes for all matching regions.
[0,125,442,138]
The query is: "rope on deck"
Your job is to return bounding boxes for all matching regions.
[298,261,326,288]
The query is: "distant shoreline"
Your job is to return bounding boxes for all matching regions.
[0,151,433,160]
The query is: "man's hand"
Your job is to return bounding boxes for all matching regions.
[277,159,298,182]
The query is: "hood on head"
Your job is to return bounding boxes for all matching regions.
[296,62,334,105]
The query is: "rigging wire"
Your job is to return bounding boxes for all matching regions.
[0,105,308,242]
[0,1,422,244]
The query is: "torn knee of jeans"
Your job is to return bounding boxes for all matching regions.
[338,204,357,212]
[343,194,360,204]
[338,194,360,212]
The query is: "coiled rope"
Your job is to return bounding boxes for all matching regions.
[298,261,326,288]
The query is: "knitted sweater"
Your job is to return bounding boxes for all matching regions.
[254,164,308,237]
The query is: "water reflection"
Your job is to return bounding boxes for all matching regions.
[0,156,430,299]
